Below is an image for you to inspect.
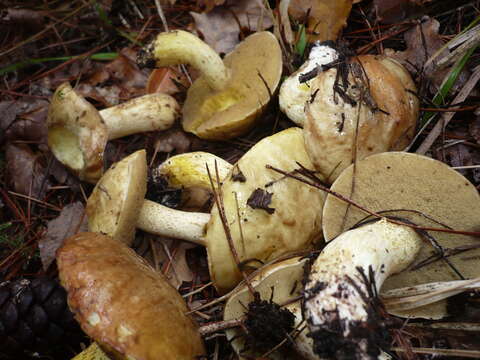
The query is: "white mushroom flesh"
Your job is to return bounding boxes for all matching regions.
[304,219,421,359]
[279,43,338,126]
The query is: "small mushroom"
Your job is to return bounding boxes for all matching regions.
[87,127,325,293]
[138,30,283,140]
[303,54,419,183]
[57,232,205,360]
[322,151,480,319]
[47,82,179,182]
[156,151,232,209]
[279,42,339,127]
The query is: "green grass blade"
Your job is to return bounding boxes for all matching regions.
[294,24,307,58]
[0,52,118,76]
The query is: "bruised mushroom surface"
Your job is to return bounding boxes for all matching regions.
[57,232,205,360]
[138,30,282,140]
[304,55,419,183]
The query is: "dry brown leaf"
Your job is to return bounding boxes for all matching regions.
[38,202,87,270]
[2,99,48,144]
[5,143,51,199]
[191,0,273,54]
[373,0,425,24]
[146,67,188,95]
[197,0,226,12]
[385,17,469,92]
[288,0,353,42]
[469,116,480,144]
[153,128,193,154]
[146,237,196,289]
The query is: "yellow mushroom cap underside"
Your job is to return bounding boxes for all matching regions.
[183,31,282,140]
[47,82,108,183]
[57,232,206,360]
[205,127,325,294]
[86,150,147,246]
[304,55,419,183]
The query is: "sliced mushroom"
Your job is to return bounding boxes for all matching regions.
[47,82,179,182]
[304,55,419,183]
[87,128,325,293]
[138,30,282,140]
[57,232,205,360]
[322,151,480,318]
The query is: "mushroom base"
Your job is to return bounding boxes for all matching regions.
[305,275,394,360]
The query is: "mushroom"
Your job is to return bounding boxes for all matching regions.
[47,82,179,183]
[279,42,339,127]
[322,151,480,319]
[304,219,421,360]
[87,127,325,293]
[57,232,205,360]
[137,30,283,140]
[303,55,419,182]
[155,151,232,209]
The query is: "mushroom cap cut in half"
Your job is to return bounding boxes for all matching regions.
[224,256,308,360]
[86,150,147,246]
[323,151,480,318]
[304,55,419,183]
[206,127,325,293]
[57,232,205,360]
[141,30,282,140]
[183,31,282,139]
[48,82,108,183]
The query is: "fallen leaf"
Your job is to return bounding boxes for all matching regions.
[373,0,424,24]
[38,202,87,270]
[146,67,188,95]
[191,0,273,54]
[197,0,226,12]
[2,99,49,144]
[153,128,193,154]
[145,237,196,289]
[247,188,275,214]
[5,143,51,199]
[385,17,469,92]
[288,0,353,42]
[469,116,480,144]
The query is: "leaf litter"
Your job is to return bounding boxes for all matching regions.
[1,0,480,359]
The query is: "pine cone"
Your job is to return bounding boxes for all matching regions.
[0,277,85,358]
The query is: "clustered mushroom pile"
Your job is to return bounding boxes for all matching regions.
[47,23,480,360]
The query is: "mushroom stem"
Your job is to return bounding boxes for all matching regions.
[137,199,209,246]
[99,93,179,140]
[140,30,230,92]
[304,219,422,360]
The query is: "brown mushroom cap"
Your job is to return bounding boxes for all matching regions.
[86,150,147,246]
[322,151,480,318]
[304,55,419,183]
[48,82,108,183]
[57,232,205,360]
[182,31,282,139]
[206,127,325,293]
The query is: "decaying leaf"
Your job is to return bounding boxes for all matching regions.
[2,99,49,143]
[38,202,87,270]
[190,0,273,54]
[373,0,425,24]
[288,0,353,42]
[247,188,275,214]
[469,116,480,144]
[144,237,196,290]
[153,128,193,154]
[5,143,51,199]
[146,67,189,95]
